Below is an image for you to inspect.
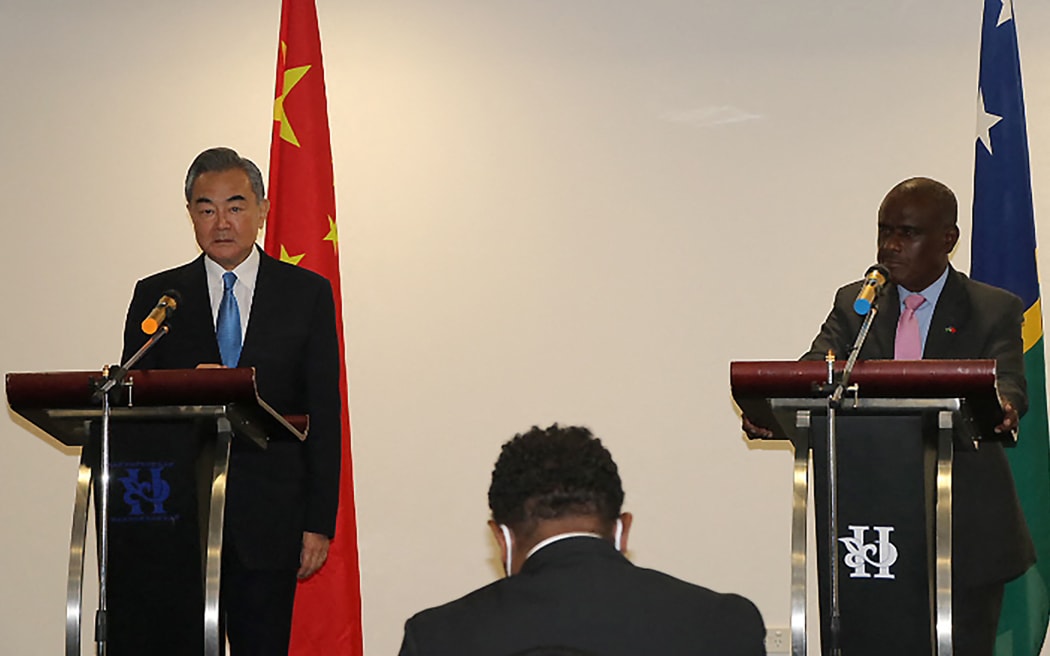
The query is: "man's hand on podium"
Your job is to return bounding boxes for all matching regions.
[741,415,773,439]
[996,400,1019,435]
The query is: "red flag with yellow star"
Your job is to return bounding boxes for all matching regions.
[264,1,363,654]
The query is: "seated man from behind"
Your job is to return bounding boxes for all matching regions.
[398,424,766,656]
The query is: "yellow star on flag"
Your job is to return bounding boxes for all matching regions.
[279,245,305,265]
[323,215,339,253]
[273,41,312,147]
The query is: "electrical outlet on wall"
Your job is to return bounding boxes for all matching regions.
[765,627,790,654]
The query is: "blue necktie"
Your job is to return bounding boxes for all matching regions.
[217,271,242,368]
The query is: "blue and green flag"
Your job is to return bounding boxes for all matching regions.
[971,1,1050,654]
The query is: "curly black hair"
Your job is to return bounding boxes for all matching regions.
[488,424,624,535]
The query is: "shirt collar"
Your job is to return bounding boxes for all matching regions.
[898,265,949,308]
[524,532,603,562]
[203,245,260,292]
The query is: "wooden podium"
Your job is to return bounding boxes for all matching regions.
[731,359,1010,656]
[6,367,307,656]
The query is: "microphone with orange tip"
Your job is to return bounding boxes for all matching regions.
[140,290,182,335]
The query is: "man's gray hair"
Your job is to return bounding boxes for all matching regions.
[184,147,266,203]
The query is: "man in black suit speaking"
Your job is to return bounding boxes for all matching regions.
[745,177,1034,655]
[121,147,341,654]
[398,424,765,656]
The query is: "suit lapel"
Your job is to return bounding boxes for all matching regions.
[925,267,970,359]
[239,249,279,365]
[183,255,223,364]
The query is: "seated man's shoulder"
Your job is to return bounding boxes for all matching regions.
[411,577,505,615]
[402,577,509,643]
[634,565,761,616]
[595,565,766,651]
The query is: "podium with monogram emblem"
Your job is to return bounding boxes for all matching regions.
[731,359,1010,656]
[5,367,307,656]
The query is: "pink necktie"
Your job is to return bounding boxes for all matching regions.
[894,294,926,360]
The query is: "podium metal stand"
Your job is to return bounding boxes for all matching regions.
[6,367,308,656]
[731,359,1010,656]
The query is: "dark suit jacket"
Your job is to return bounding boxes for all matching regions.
[398,537,766,656]
[803,266,1035,585]
[121,249,341,570]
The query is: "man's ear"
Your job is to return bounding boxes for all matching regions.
[259,199,270,232]
[944,224,960,253]
[618,512,634,553]
[488,519,509,566]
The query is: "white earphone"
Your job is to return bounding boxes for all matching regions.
[499,524,513,577]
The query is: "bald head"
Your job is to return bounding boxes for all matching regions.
[879,177,958,229]
[876,177,960,292]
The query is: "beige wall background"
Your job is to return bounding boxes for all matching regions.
[3,1,1050,654]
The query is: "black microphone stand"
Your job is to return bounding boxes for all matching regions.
[89,325,169,655]
[820,303,880,656]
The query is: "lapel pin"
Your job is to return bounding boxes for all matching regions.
[945,326,957,334]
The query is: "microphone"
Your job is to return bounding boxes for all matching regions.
[141,290,182,335]
[853,265,890,315]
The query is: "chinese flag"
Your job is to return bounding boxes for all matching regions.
[264,1,363,654]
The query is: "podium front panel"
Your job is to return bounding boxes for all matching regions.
[87,420,207,655]
[812,415,934,655]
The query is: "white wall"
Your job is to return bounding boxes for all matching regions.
[2,1,1050,654]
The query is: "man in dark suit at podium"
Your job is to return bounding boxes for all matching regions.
[120,147,341,654]
[398,424,766,656]
[748,177,1033,655]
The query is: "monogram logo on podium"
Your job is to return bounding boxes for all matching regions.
[116,462,174,521]
[839,525,898,579]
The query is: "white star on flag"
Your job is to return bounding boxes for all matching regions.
[998,0,1013,27]
[977,88,1002,155]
